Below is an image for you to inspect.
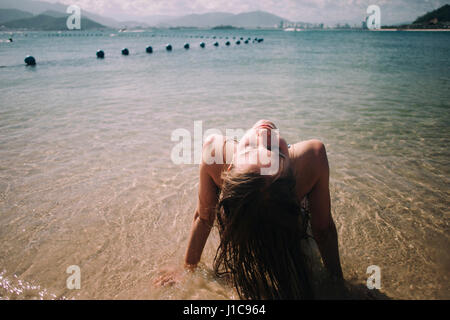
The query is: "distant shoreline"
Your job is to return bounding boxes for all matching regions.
[376,28,450,31]
[1,28,450,33]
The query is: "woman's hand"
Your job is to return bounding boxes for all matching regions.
[152,264,196,287]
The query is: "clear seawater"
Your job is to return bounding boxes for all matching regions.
[0,29,449,299]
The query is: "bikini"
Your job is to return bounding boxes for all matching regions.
[224,137,238,171]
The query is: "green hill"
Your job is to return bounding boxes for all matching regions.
[0,0,120,28]
[0,8,33,24]
[38,10,69,18]
[2,13,106,30]
[412,4,450,26]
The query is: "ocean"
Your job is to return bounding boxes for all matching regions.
[0,29,449,299]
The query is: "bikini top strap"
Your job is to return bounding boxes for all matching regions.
[224,137,237,171]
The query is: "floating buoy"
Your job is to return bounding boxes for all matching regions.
[122,48,129,55]
[24,55,36,66]
[96,50,105,58]
[146,46,153,53]
[225,41,230,46]
[166,44,172,51]
[240,37,243,40]
[244,40,249,44]
[236,40,240,45]
[214,42,219,47]
[184,43,190,49]
[200,42,205,48]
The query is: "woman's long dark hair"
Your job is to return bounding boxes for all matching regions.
[213,168,314,299]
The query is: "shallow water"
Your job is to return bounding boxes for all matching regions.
[0,29,449,299]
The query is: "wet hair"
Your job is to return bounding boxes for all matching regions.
[213,168,314,299]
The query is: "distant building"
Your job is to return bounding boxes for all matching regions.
[362,19,368,29]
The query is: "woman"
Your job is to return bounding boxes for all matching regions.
[158,120,343,299]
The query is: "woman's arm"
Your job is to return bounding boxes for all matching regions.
[184,135,224,268]
[184,162,218,267]
[290,139,343,280]
[153,136,224,287]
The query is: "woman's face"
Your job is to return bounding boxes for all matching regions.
[233,120,290,178]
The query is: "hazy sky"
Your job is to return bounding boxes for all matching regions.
[44,0,450,24]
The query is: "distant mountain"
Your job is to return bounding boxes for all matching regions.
[383,4,450,29]
[0,0,121,28]
[413,4,450,25]
[389,21,413,26]
[138,15,177,26]
[159,12,235,28]
[0,0,67,15]
[156,11,290,28]
[0,1,292,29]
[118,21,151,29]
[0,8,33,24]
[226,11,290,28]
[2,13,106,30]
[38,10,67,18]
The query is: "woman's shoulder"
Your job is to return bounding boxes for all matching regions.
[288,139,326,157]
[202,134,236,163]
[288,139,327,167]
[201,134,236,186]
[288,139,328,197]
